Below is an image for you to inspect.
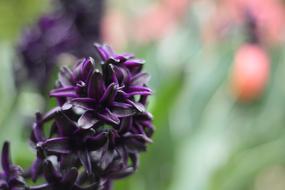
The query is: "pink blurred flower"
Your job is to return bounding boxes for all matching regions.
[133,3,176,43]
[102,0,190,46]
[134,0,190,43]
[204,0,285,45]
[163,0,190,18]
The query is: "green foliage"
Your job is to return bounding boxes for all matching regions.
[0,0,49,41]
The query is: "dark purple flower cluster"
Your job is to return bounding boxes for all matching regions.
[16,0,105,91]
[1,44,153,190]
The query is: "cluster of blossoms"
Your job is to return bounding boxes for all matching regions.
[1,44,153,190]
[16,0,105,92]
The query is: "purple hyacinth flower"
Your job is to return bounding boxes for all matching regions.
[0,142,26,190]
[50,44,152,126]
[25,43,153,189]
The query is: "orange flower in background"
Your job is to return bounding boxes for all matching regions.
[231,44,270,102]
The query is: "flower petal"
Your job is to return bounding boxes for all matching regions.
[50,87,77,98]
[113,65,129,84]
[71,98,96,110]
[119,117,133,133]
[94,43,113,61]
[1,142,11,175]
[125,138,147,152]
[42,107,61,122]
[86,133,107,151]
[42,137,71,154]
[123,133,153,143]
[111,107,136,118]
[124,58,145,67]
[87,70,105,101]
[31,158,43,181]
[31,113,45,143]
[61,168,78,186]
[126,100,145,112]
[111,102,133,109]
[114,53,134,61]
[108,167,134,179]
[29,183,50,190]
[78,112,99,129]
[78,150,92,175]
[73,57,94,82]
[99,83,117,105]
[126,86,152,94]
[96,108,120,125]
[43,161,61,184]
[104,64,118,84]
[55,112,78,136]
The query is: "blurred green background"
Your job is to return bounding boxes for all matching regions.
[1,0,285,190]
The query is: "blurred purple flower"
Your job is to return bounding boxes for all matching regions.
[16,0,105,92]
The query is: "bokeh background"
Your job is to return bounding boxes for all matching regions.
[1,0,285,190]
